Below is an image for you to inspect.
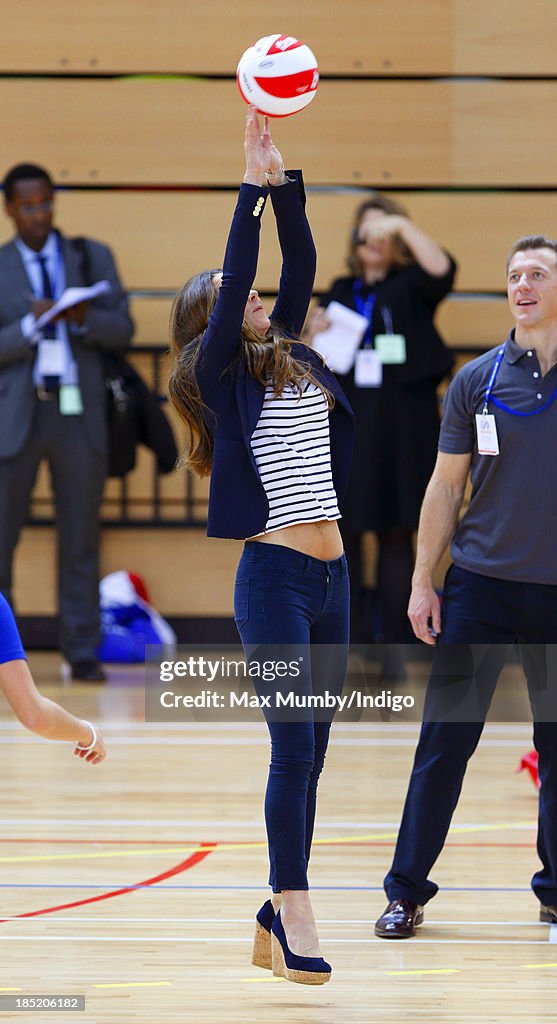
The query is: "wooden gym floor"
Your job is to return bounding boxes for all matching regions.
[0,652,554,1023]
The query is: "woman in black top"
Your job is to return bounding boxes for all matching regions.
[305,194,456,656]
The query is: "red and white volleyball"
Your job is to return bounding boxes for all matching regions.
[236,35,319,118]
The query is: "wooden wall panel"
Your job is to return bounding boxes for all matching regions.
[4,1,557,75]
[0,79,555,186]
[436,299,511,349]
[0,0,452,75]
[453,1,557,75]
[305,191,557,293]
[0,79,452,186]
[453,82,557,186]
[15,527,238,615]
[131,298,174,346]
[0,190,552,298]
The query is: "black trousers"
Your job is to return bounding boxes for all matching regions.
[0,399,106,663]
[384,565,557,907]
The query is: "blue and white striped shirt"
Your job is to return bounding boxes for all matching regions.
[250,380,341,535]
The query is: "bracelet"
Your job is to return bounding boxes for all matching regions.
[76,720,97,751]
[265,165,286,183]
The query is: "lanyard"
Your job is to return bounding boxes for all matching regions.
[353,280,376,347]
[482,345,506,413]
[483,341,557,417]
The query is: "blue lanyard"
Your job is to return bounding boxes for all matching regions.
[353,280,376,347]
[482,345,506,413]
[484,341,557,417]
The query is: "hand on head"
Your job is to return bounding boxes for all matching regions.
[358,214,405,245]
[243,106,284,186]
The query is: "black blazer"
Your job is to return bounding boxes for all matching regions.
[195,173,355,539]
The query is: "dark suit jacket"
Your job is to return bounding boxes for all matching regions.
[196,173,355,539]
[0,232,134,459]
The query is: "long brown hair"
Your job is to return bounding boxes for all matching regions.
[168,271,333,477]
[347,193,413,277]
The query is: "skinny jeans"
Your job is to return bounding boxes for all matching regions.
[234,541,350,892]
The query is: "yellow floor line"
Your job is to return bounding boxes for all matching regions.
[384,969,459,976]
[241,977,286,983]
[1,821,534,865]
[91,981,172,989]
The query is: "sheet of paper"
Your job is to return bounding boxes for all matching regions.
[34,280,111,331]
[312,300,369,375]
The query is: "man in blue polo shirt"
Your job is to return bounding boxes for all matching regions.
[375,235,557,938]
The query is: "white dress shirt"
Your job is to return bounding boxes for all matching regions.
[16,231,79,387]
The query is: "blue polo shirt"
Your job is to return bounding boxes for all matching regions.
[439,331,557,584]
[0,594,26,664]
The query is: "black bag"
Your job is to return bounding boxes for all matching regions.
[71,236,178,478]
[103,353,140,477]
[103,352,178,478]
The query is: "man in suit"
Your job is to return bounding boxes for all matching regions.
[0,163,134,682]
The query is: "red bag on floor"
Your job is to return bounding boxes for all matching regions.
[518,750,540,790]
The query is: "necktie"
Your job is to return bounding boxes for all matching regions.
[36,254,59,390]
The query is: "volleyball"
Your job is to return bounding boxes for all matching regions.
[236,35,319,118]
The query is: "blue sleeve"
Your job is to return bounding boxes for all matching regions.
[0,593,26,664]
[196,174,316,404]
[269,171,317,337]
[196,182,269,401]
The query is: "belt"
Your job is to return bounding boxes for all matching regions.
[36,386,58,402]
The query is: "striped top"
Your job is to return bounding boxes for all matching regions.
[249,380,341,535]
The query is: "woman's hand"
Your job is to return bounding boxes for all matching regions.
[304,306,331,344]
[243,106,284,186]
[74,721,107,765]
[358,214,407,245]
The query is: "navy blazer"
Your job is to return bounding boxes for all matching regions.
[196,172,355,539]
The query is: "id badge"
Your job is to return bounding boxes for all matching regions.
[475,413,499,455]
[37,340,65,378]
[354,349,382,388]
[59,384,84,416]
[375,333,407,365]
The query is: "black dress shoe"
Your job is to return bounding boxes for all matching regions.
[540,903,557,923]
[70,660,106,683]
[375,899,424,939]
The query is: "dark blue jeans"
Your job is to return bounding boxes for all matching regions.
[234,541,350,892]
[385,565,557,907]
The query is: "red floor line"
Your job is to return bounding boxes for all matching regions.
[0,843,217,924]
